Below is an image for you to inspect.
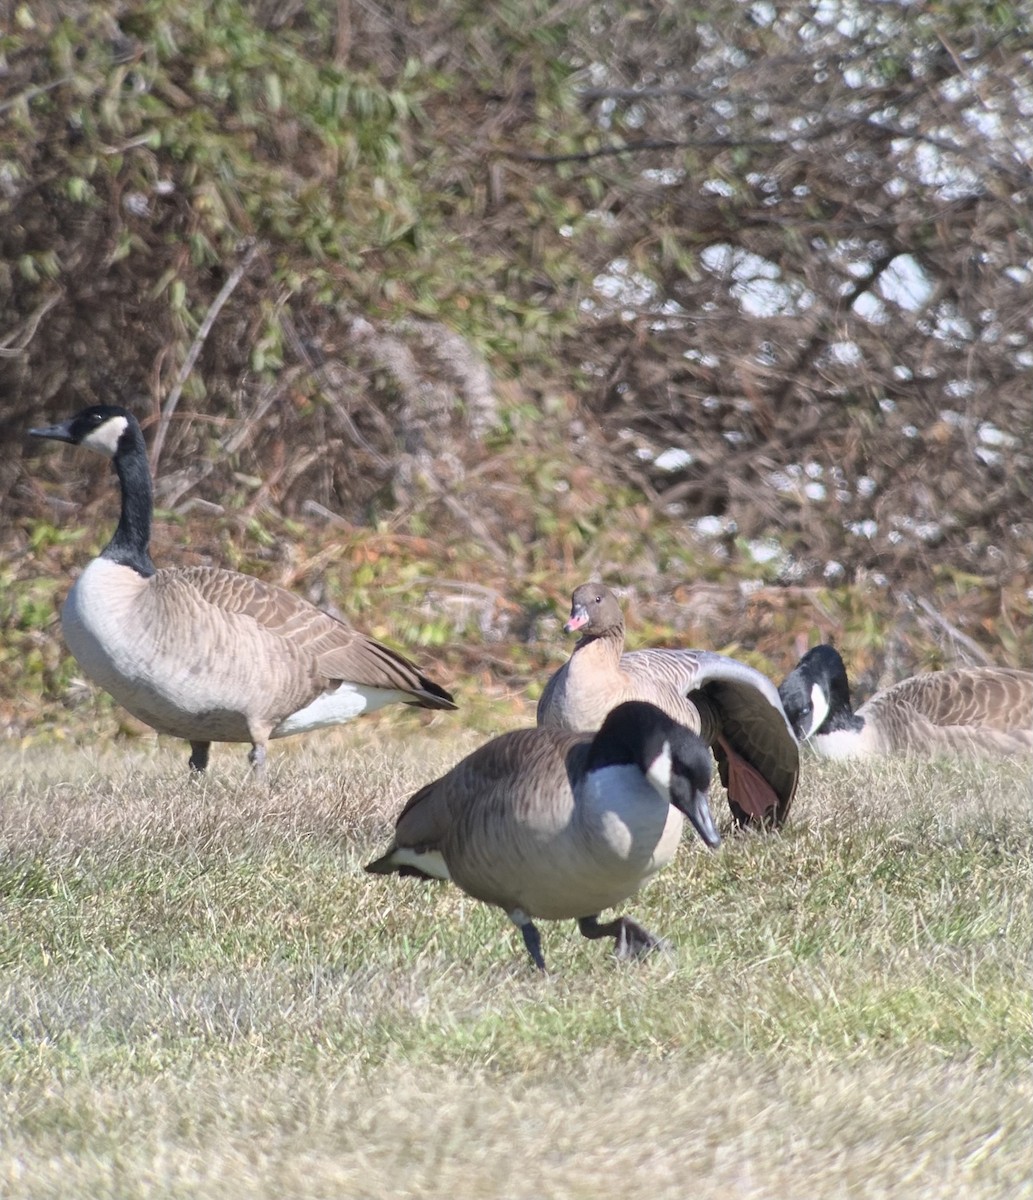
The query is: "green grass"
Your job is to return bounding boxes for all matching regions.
[1,727,1031,1198]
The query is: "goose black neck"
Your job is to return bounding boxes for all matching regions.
[102,423,156,577]
[819,703,865,737]
[588,701,671,772]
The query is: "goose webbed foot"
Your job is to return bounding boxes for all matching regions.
[578,914,665,960]
[716,735,780,828]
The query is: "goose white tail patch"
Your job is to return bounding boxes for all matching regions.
[390,847,451,881]
[645,740,673,800]
[273,682,412,736]
[82,415,129,458]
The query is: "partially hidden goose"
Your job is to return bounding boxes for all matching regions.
[366,700,720,972]
[536,583,798,829]
[778,643,1033,759]
[29,405,456,774]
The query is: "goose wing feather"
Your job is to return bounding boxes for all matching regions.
[621,649,799,820]
[163,567,455,706]
[374,728,601,913]
[391,728,588,851]
[861,667,1033,754]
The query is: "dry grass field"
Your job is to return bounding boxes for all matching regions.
[1,720,1030,1199]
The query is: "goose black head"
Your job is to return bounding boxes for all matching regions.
[592,700,720,849]
[778,644,854,740]
[30,405,138,459]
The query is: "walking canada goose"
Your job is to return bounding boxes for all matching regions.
[536,583,798,828]
[778,643,1033,759]
[366,700,720,972]
[29,405,456,774]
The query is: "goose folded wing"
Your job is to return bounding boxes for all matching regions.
[174,566,455,704]
[880,668,1033,734]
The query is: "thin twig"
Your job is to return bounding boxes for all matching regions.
[0,76,71,116]
[505,136,768,164]
[502,109,1030,185]
[156,380,287,509]
[335,0,352,66]
[912,595,994,666]
[281,314,391,468]
[0,293,61,357]
[150,240,263,473]
[575,86,707,102]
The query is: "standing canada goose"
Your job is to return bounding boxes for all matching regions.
[29,405,456,774]
[536,583,798,829]
[366,700,720,972]
[778,643,1033,758]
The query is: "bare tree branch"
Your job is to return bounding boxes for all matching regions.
[0,294,61,357]
[150,240,263,474]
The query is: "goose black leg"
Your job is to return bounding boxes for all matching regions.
[577,914,663,960]
[519,920,547,972]
[188,741,210,772]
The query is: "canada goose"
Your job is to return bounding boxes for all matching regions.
[366,700,720,972]
[536,583,798,828]
[778,643,1033,759]
[29,405,456,774]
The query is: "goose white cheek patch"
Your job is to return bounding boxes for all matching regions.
[82,415,129,458]
[390,848,451,881]
[645,740,673,800]
[807,681,830,739]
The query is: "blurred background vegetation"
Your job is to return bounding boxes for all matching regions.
[1,0,1030,743]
